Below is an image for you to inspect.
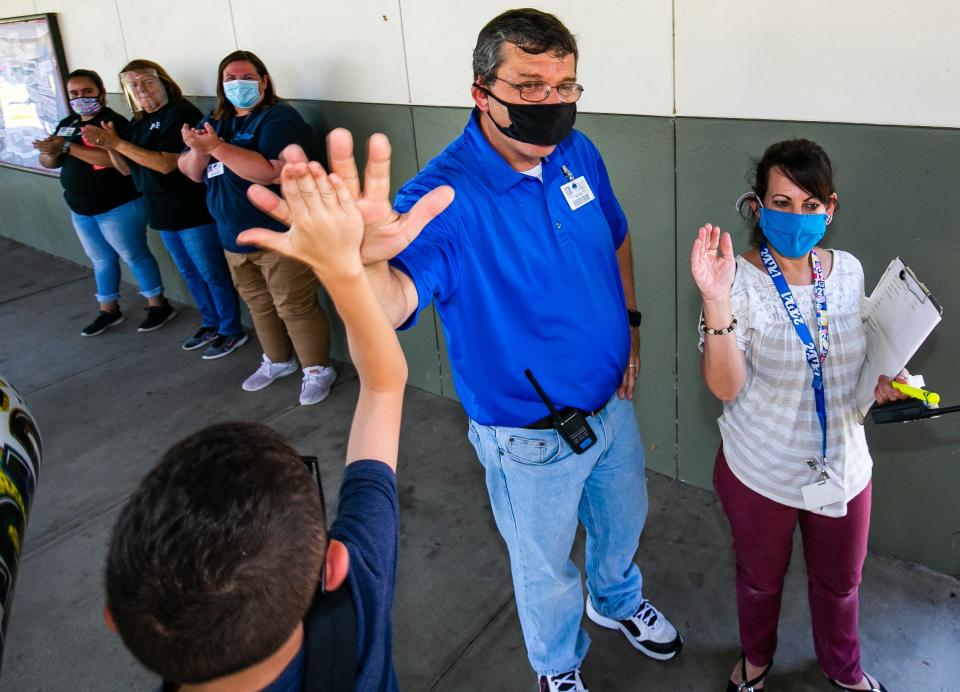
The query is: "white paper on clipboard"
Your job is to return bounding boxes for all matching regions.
[856,257,943,418]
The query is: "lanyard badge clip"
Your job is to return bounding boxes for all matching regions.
[802,456,844,509]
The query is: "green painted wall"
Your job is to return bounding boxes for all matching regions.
[675,118,960,577]
[2,101,958,575]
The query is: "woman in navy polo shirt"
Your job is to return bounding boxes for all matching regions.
[32,68,175,337]
[84,59,246,359]
[178,51,335,405]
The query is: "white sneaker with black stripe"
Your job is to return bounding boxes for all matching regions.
[585,596,682,660]
[539,669,588,692]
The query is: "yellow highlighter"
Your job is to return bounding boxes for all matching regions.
[891,381,941,406]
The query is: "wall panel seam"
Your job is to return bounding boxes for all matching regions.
[227,0,240,49]
[671,0,677,116]
[113,0,130,63]
[671,116,680,480]
[397,0,413,104]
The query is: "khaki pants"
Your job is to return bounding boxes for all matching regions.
[225,249,330,367]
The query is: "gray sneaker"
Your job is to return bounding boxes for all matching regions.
[202,333,249,360]
[182,326,219,351]
[299,365,337,405]
[242,354,299,392]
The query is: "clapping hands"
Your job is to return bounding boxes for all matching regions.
[181,122,223,155]
[32,135,65,156]
[81,121,121,149]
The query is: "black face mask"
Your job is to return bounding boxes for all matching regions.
[475,84,576,146]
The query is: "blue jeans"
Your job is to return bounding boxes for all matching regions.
[468,394,648,676]
[70,198,163,303]
[159,224,241,335]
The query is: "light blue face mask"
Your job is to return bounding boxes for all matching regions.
[223,79,262,109]
[758,207,828,258]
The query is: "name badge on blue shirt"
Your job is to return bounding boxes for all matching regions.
[560,176,595,211]
[207,161,224,178]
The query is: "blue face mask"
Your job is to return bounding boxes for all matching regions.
[223,79,262,109]
[758,207,828,258]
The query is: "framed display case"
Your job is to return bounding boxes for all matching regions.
[0,13,69,176]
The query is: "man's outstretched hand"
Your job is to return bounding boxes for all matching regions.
[246,130,454,265]
[238,155,365,280]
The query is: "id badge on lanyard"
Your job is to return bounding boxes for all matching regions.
[558,164,595,211]
[759,243,842,510]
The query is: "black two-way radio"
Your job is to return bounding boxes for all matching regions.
[524,369,597,455]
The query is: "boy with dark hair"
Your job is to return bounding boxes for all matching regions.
[105,141,448,690]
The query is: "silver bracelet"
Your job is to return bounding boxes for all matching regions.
[700,316,737,335]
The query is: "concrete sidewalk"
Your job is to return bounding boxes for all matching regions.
[1,236,957,691]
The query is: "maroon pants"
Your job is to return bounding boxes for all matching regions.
[713,448,871,686]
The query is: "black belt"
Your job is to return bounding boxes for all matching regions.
[524,403,607,430]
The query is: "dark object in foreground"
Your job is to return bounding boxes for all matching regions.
[0,375,43,674]
[870,399,960,424]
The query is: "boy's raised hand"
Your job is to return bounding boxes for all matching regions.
[240,146,363,279]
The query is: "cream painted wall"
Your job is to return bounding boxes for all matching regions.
[1,0,411,103]
[675,0,960,128]
[115,1,236,96]
[2,1,959,125]
[0,0,33,17]
[400,0,675,115]
[32,0,127,91]
[229,0,409,103]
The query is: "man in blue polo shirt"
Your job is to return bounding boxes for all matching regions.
[258,8,683,690]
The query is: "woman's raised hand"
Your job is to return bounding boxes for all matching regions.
[691,224,736,303]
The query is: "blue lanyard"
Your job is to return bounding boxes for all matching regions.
[759,243,830,461]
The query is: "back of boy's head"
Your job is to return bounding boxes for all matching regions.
[106,422,326,683]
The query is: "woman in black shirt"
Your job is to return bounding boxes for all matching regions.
[84,60,245,358]
[31,69,175,337]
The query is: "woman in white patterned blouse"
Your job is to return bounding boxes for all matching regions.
[690,139,907,692]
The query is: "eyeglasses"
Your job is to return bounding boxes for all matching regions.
[487,76,584,103]
[301,455,329,592]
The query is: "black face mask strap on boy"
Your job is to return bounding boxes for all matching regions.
[474,83,577,146]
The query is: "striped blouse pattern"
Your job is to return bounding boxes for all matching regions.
[700,250,873,517]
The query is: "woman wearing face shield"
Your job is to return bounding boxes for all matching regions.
[690,139,907,692]
[178,50,335,405]
[84,60,245,358]
[31,69,174,337]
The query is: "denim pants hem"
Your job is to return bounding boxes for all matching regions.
[468,394,648,674]
[94,291,122,303]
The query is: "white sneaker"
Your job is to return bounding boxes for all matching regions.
[585,596,683,660]
[539,669,588,692]
[241,354,299,392]
[299,365,337,405]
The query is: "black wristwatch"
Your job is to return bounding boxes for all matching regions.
[627,308,642,328]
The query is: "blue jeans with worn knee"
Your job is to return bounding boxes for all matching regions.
[70,198,163,303]
[468,393,648,676]
[159,224,241,335]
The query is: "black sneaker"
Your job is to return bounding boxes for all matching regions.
[202,332,249,360]
[137,303,178,332]
[81,310,124,337]
[182,326,219,351]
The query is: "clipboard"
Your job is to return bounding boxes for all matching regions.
[855,257,943,418]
